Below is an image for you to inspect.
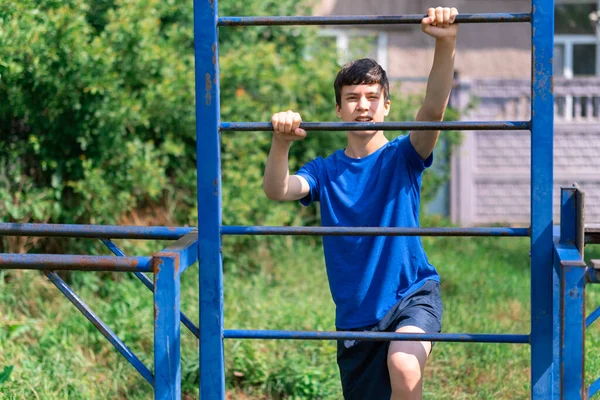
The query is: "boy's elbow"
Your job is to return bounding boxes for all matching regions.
[265,191,282,201]
[263,184,283,201]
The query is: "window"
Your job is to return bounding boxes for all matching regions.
[318,29,388,70]
[554,0,600,77]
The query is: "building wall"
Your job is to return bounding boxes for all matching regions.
[316,0,532,81]
[450,78,600,225]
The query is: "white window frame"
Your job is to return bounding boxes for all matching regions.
[554,0,600,77]
[319,28,388,71]
[554,0,600,121]
[554,35,599,78]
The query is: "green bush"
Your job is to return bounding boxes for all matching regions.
[0,0,459,262]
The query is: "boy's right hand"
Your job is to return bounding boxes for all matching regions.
[271,110,307,142]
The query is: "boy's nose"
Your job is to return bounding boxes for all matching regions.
[357,97,369,110]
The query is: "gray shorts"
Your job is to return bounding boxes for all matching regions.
[336,280,443,400]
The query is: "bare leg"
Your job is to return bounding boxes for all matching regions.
[387,325,431,400]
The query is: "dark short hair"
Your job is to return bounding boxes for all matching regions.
[333,58,390,106]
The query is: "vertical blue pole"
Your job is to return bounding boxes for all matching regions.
[530,0,555,399]
[560,263,587,399]
[194,0,225,398]
[558,187,587,399]
[154,255,181,399]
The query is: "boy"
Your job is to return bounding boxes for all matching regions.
[263,7,458,400]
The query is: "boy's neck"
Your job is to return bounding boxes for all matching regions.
[344,131,389,159]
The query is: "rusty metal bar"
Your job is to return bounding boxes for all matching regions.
[220,121,531,132]
[0,254,152,272]
[217,13,531,26]
[155,232,199,276]
[0,222,192,240]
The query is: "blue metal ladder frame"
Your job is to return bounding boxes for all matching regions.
[195,0,567,399]
[0,0,599,398]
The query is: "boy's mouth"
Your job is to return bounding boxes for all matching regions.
[355,116,373,122]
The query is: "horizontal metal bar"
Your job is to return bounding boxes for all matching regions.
[155,232,199,276]
[0,223,193,240]
[102,239,200,339]
[220,121,531,132]
[222,226,531,237]
[589,377,600,398]
[44,271,154,385]
[218,13,531,26]
[0,254,152,272]
[0,222,538,239]
[587,306,600,329]
[224,330,530,343]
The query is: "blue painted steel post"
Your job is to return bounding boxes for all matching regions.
[557,187,587,399]
[153,255,181,399]
[195,0,225,398]
[560,262,587,399]
[530,0,555,399]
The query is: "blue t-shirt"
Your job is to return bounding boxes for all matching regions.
[296,134,439,329]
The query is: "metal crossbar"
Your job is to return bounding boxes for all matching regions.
[224,330,530,343]
[217,13,532,26]
[0,222,193,240]
[3,221,600,243]
[220,121,531,131]
[0,254,152,272]
[221,226,530,236]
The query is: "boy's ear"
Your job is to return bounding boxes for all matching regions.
[384,99,391,116]
[335,103,342,118]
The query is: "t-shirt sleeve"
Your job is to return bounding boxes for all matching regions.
[295,157,323,206]
[397,134,433,173]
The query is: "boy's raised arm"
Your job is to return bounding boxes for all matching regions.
[263,111,311,201]
[410,7,459,160]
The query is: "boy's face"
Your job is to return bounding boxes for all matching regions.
[336,83,390,134]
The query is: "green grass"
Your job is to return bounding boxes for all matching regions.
[0,236,599,399]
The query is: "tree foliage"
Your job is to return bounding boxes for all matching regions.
[0,0,458,258]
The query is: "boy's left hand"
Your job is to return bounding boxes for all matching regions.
[421,7,459,39]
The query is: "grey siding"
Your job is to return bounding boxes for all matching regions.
[451,78,600,225]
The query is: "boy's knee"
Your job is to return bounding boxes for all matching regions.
[387,339,429,395]
[388,350,423,385]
